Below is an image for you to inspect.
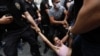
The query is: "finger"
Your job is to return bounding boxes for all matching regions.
[7,16,13,18]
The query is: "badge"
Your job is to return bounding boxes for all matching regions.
[15,2,20,10]
[32,4,34,8]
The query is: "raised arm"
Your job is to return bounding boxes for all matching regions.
[49,15,66,25]
[38,32,58,53]
[61,31,69,43]
[23,11,40,32]
[70,0,100,34]
[63,9,69,28]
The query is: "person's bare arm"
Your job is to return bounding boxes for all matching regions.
[61,31,69,43]
[64,8,68,21]
[49,16,66,25]
[0,15,13,24]
[70,0,100,34]
[63,9,69,28]
[38,32,58,53]
[24,11,40,32]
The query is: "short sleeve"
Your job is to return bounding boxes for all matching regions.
[48,9,54,17]
[19,0,27,13]
[61,6,66,11]
[32,2,38,11]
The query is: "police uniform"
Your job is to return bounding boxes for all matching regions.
[0,0,40,56]
[0,1,9,56]
[24,0,39,41]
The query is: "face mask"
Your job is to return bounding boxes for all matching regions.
[55,2,61,9]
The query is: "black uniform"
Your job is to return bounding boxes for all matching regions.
[0,0,9,38]
[24,0,38,20]
[0,0,9,56]
[24,0,39,41]
[1,0,40,56]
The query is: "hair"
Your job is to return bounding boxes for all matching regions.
[50,34,59,44]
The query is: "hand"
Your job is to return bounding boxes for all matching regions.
[64,20,69,25]
[63,21,69,28]
[63,24,68,28]
[0,15,13,24]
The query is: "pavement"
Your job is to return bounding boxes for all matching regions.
[0,36,55,56]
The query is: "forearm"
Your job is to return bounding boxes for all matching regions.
[64,15,69,27]
[38,32,57,52]
[61,32,69,43]
[64,15,67,21]
[64,9,68,21]
[50,20,64,25]
[24,11,38,28]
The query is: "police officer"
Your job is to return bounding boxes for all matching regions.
[24,0,41,41]
[0,15,13,56]
[0,1,13,56]
[0,0,41,56]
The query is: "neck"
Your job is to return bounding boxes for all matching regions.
[54,7,59,11]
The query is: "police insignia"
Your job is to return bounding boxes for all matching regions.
[15,2,20,10]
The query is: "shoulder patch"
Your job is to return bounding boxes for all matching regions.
[15,2,21,10]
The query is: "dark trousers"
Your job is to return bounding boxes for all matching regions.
[72,35,100,56]
[3,27,40,56]
[71,35,82,56]
[41,25,50,52]
[81,38,100,56]
[41,25,50,41]
[0,28,5,47]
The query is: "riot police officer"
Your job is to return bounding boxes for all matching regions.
[0,0,41,56]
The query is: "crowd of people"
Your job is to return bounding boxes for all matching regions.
[0,0,100,56]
